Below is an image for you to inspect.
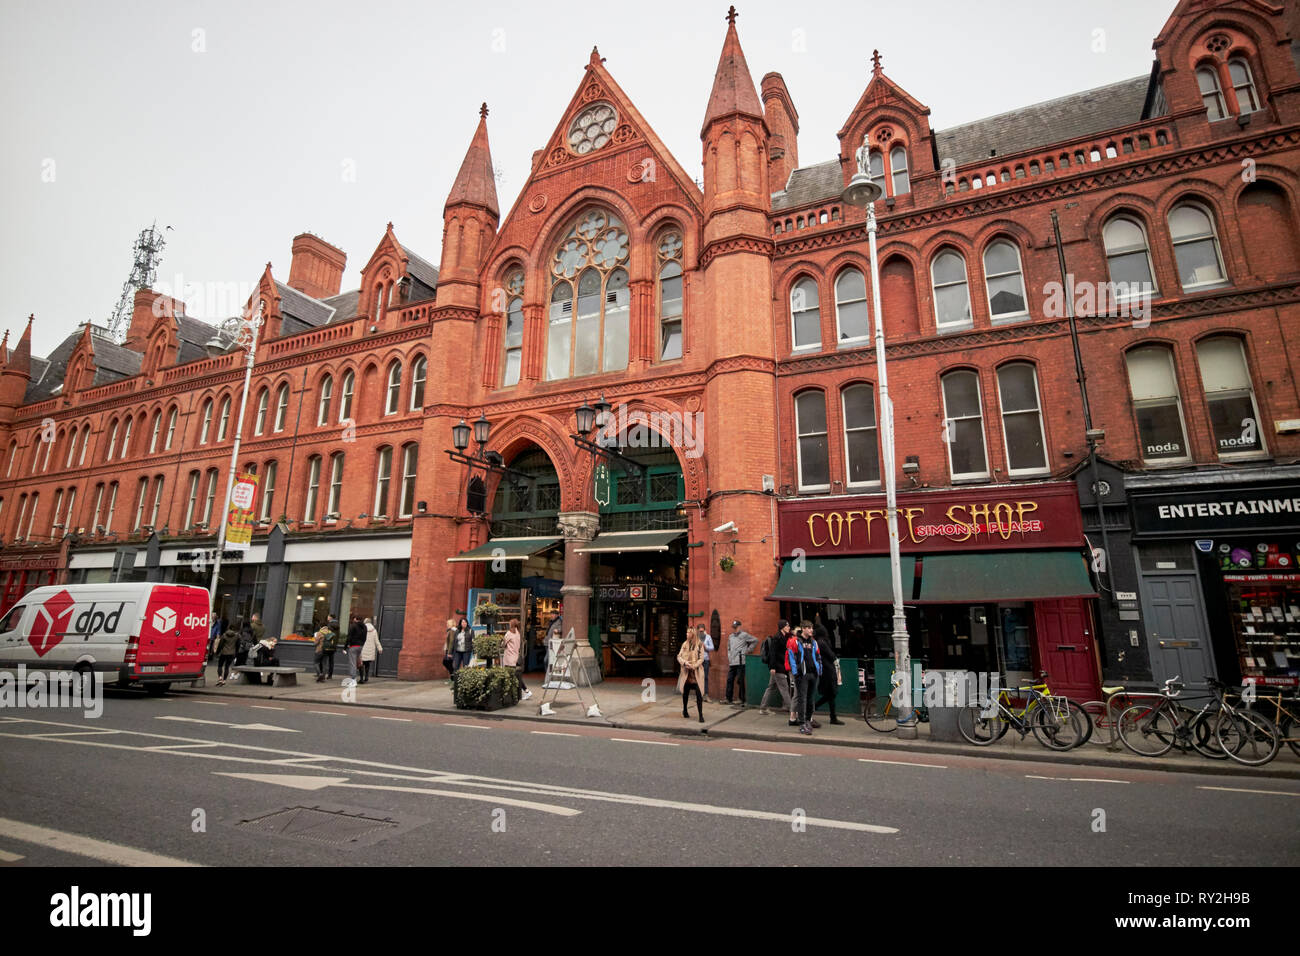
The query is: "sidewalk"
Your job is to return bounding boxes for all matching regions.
[175,667,1300,780]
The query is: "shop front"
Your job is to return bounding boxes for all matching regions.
[1127,468,1300,691]
[0,550,63,615]
[773,482,1101,701]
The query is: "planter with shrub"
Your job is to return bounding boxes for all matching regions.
[452,665,521,711]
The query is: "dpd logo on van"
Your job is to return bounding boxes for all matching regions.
[30,589,75,657]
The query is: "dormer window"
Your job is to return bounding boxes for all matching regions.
[1229,58,1260,114]
[890,146,910,196]
[1197,67,1227,121]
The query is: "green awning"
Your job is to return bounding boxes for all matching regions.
[446,537,562,563]
[917,551,1096,602]
[766,556,897,603]
[574,530,685,554]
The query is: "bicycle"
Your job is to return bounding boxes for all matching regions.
[1240,689,1300,759]
[1081,685,1199,752]
[956,680,1088,751]
[862,672,929,733]
[1117,676,1280,766]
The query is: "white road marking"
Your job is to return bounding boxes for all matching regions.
[0,817,199,867]
[308,711,346,717]
[191,701,228,706]
[445,722,490,729]
[156,716,298,733]
[859,758,947,769]
[216,772,583,816]
[1197,785,1300,797]
[531,731,580,737]
[733,748,800,757]
[21,730,120,738]
[145,743,222,751]
[250,705,284,711]
[611,738,678,746]
[0,848,24,862]
[1025,775,1129,784]
[371,716,412,722]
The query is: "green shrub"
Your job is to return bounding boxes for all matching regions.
[474,602,501,621]
[453,666,521,709]
[473,634,504,661]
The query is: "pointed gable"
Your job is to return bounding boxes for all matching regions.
[702,6,764,136]
[836,51,936,184]
[446,104,499,217]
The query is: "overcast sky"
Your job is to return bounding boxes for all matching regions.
[2,0,1174,357]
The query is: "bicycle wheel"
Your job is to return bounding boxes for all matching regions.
[863,695,897,733]
[1065,698,1093,748]
[1116,703,1176,757]
[957,705,1007,746]
[1188,709,1231,759]
[1080,700,1111,746]
[1029,699,1086,751]
[1279,713,1300,759]
[1216,710,1280,767]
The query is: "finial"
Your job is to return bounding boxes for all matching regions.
[588,46,605,67]
[387,221,394,231]
[726,5,738,25]
[26,313,34,325]
[479,102,489,119]
[871,49,882,75]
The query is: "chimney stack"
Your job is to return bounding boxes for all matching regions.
[288,233,347,300]
[761,73,800,191]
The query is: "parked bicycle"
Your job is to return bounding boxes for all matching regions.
[957,678,1089,751]
[1117,676,1280,766]
[1239,688,1300,759]
[863,671,929,733]
[1081,684,1199,752]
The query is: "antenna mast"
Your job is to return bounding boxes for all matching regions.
[107,222,170,342]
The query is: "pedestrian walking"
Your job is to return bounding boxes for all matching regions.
[502,618,533,702]
[313,619,337,682]
[360,617,382,683]
[232,617,253,668]
[759,619,794,717]
[700,626,714,702]
[677,625,706,723]
[814,628,844,724]
[249,612,265,646]
[215,620,240,685]
[443,618,457,680]
[451,617,473,673]
[724,619,758,706]
[787,621,823,735]
[345,614,365,682]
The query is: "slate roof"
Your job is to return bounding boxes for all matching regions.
[21,324,144,402]
[401,246,439,299]
[771,160,842,212]
[274,281,334,328]
[322,289,360,323]
[176,314,225,364]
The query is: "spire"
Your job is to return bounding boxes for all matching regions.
[702,6,763,135]
[445,104,499,218]
[9,314,33,375]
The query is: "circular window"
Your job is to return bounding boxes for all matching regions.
[568,102,618,155]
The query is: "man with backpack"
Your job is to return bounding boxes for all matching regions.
[758,619,794,720]
[787,621,823,735]
[313,618,337,682]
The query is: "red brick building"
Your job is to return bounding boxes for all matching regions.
[2,0,1298,694]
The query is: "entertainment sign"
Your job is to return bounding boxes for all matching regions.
[1130,482,1300,538]
[778,483,1085,557]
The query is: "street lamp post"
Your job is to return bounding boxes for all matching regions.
[842,147,918,737]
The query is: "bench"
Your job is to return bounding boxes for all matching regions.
[231,666,301,687]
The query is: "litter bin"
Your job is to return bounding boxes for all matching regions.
[926,669,970,742]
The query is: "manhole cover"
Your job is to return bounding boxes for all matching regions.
[237,805,402,847]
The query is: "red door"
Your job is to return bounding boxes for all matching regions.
[1033,598,1100,702]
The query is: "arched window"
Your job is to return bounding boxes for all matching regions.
[1197,67,1226,121]
[339,370,355,422]
[64,486,77,531]
[941,370,989,480]
[326,454,344,517]
[1229,58,1260,114]
[183,472,199,529]
[931,251,972,331]
[1103,216,1158,294]
[254,388,269,435]
[502,271,524,386]
[304,456,321,522]
[410,356,427,410]
[104,483,117,533]
[259,461,278,522]
[1126,346,1189,463]
[890,146,910,196]
[202,469,219,526]
[834,269,869,344]
[90,484,104,532]
[5,439,16,477]
[1168,203,1226,291]
[163,409,177,452]
[790,277,821,350]
[51,489,64,535]
[842,384,879,487]
[14,494,28,540]
[132,477,149,531]
[658,232,684,361]
[217,396,231,441]
[867,150,886,194]
[274,383,290,431]
[26,492,39,540]
[384,361,402,415]
[373,283,386,324]
[149,477,164,528]
[984,240,1028,320]
[399,444,418,518]
[104,419,119,462]
[546,208,631,379]
[1197,337,1265,457]
[317,375,333,426]
[148,412,162,454]
[374,447,393,517]
[198,400,213,444]
[794,391,830,491]
[65,427,78,468]
[79,425,91,465]
[996,364,1048,475]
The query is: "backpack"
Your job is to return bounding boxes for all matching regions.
[761,634,781,669]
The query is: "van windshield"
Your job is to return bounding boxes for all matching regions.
[0,605,24,633]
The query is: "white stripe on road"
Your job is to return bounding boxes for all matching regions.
[1025,775,1130,784]
[250,705,284,711]
[531,731,580,737]
[859,758,947,769]
[1197,785,1300,797]
[733,748,800,757]
[611,738,678,746]
[308,711,346,717]
[21,730,120,738]
[0,848,24,862]
[445,722,490,730]
[0,817,199,867]
[145,743,222,751]
[191,701,228,706]
[370,716,412,722]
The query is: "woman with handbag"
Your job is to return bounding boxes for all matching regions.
[676,626,706,723]
[442,618,457,682]
[360,617,382,683]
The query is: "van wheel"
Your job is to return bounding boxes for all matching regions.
[144,682,171,697]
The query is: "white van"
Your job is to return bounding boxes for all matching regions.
[0,583,210,695]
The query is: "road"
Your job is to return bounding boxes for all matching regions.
[1,689,1298,867]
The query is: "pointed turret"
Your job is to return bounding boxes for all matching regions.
[438,104,500,310]
[700,7,769,226]
[0,315,34,417]
[10,315,32,377]
[701,6,764,136]
[445,103,499,219]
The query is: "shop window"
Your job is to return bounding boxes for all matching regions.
[1229,58,1261,114]
[842,384,879,488]
[317,376,333,426]
[931,250,972,332]
[282,562,336,640]
[546,208,631,380]
[790,277,821,350]
[983,240,1028,321]
[1197,337,1265,458]
[1126,347,1190,463]
[996,364,1048,475]
[795,390,830,491]
[1198,67,1227,120]
[834,268,869,345]
[1102,216,1158,295]
[341,561,380,624]
[941,370,989,480]
[658,232,684,361]
[254,389,269,435]
[1168,202,1227,291]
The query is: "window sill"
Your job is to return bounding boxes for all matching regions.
[837,339,870,350]
[1138,459,1193,469]
[935,324,973,335]
[796,486,831,496]
[990,313,1030,326]
[791,345,821,356]
[1178,280,1230,295]
[949,475,992,485]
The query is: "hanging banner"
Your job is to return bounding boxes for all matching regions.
[224,472,259,550]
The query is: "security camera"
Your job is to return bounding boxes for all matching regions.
[713,521,737,534]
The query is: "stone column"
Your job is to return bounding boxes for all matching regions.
[557,510,601,685]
